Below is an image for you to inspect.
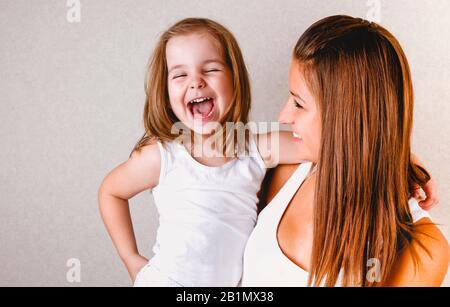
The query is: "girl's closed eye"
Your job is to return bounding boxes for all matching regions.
[172,73,187,80]
[171,69,220,79]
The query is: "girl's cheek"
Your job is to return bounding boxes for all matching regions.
[217,73,233,90]
[168,85,183,101]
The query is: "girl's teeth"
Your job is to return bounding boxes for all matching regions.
[293,132,302,139]
[190,97,211,104]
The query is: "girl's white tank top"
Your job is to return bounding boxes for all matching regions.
[150,135,267,287]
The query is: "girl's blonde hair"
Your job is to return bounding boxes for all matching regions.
[131,18,251,155]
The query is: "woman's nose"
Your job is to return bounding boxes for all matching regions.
[278,101,294,124]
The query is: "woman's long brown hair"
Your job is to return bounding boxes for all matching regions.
[131,18,251,155]
[293,15,430,286]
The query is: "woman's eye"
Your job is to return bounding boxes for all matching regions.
[294,100,303,109]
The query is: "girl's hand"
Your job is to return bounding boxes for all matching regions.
[124,254,149,284]
[412,177,440,211]
[410,153,440,211]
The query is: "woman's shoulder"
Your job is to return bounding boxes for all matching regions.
[257,164,300,212]
[384,218,450,286]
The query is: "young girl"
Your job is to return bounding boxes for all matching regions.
[97,18,303,287]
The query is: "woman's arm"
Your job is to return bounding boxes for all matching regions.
[384,218,449,286]
[98,143,161,282]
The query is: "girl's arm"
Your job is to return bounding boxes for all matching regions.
[256,133,440,210]
[411,153,440,210]
[255,131,304,168]
[98,143,161,283]
[383,218,449,286]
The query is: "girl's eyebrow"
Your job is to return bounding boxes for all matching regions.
[168,64,186,73]
[202,59,225,66]
[290,90,306,103]
[168,59,225,73]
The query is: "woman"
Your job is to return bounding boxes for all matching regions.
[243,15,449,286]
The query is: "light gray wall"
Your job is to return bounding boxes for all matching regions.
[0,0,448,286]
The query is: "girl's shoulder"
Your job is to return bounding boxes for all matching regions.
[130,140,161,161]
[100,142,162,200]
[128,142,162,185]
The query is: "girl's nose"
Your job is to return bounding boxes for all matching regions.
[190,76,206,89]
[278,101,294,124]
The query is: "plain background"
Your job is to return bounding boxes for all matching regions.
[0,0,449,287]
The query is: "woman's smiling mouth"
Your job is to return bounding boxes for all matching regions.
[293,131,302,142]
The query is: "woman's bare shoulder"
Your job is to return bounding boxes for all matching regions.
[384,219,450,286]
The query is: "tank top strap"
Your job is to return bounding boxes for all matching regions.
[262,162,314,220]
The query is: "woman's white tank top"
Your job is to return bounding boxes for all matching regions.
[242,162,432,287]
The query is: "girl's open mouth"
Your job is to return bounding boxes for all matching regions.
[187,97,215,121]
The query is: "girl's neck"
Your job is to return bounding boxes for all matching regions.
[183,132,232,162]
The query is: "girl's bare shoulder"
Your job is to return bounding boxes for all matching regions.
[99,142,161,199]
